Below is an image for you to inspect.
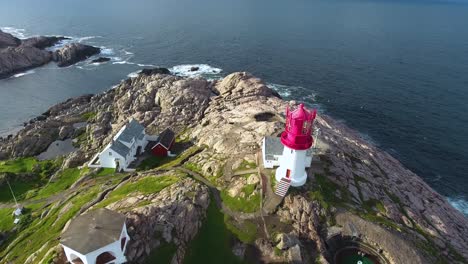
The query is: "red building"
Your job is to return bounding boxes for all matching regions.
[151,128,175,157]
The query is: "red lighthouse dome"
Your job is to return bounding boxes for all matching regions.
[280,103,317,150]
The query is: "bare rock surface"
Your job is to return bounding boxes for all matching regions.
[0,45,51,78]
[106,177,210,263]
[52,43,100,67]
[21,36,68,49]
[0,30,20,48]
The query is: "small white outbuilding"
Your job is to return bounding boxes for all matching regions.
[60,208,130,264]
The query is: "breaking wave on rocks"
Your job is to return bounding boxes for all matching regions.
[447,196,468,216]
[12,70,36,78]
[267,82,320,109]
[0,26,27,39]
[169,64,222,77]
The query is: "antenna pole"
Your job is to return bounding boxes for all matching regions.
[6,180,19,208]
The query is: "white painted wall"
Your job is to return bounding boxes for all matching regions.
[61,223,130,264]
[275,146,308,187]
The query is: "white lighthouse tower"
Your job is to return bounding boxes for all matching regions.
[275,104,317,191]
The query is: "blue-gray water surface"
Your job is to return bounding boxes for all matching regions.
[0,0,467,215]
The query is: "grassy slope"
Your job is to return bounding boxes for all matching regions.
[184,199,251,264]
[0,158,63,202]
[94,174,181,209]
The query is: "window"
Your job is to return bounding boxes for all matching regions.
[109,152,112,156]
[302,121,310,134]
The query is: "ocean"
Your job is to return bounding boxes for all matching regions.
[0,0,467,215]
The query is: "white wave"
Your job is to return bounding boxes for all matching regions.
[169,64,222,77]
[137,63,156,67]
[100,47,114,56]
[76,36,102,43]
[113,60,136,65]
[447,197,468,216]
[12,70,35,78]
[1,26,27,39]
[123,50,134,55]
[127,71,140,78]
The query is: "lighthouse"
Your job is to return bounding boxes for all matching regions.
[275,103,317,188]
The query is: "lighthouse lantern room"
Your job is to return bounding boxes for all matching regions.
[275,103,317,187]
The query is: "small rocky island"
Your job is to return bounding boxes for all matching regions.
[0,29,100,79]
[0,70,466,264]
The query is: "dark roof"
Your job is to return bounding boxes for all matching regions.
[60,208,126,254]
[264,136,284,160]
[117,119,145,143]
[153,128,175,149]
[264,136,312,160]
[109,140,130,157]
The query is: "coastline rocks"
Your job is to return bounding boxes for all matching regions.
[139,67,171,76]
[0,30,20,48]
[190,66,199,72]
[91,57,110,63]
[52,43,100,67]
[0,29,98,78]
[0,46,52,78]
[21,36,68,49]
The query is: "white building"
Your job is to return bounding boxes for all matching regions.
[60,208,130,264]
[262,136,313,169]
[89,119,149,172]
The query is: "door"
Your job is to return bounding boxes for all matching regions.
[286,169,291,179]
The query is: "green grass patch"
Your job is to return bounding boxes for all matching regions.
[81,111,96,121]
[145,242,177,264]
[362,199,386,214]
[96,175,180,208]
[0,186,101,263]
[94,167,115,177]
[184,199,251,264]
[0,179,39,203]
[183,162,204,175]
[0,208,15,231]
[309,174,349,210]
[138,156,172,171]
[159,146,202,170]
[31,168,82,200]
[224,215,257,244]
[234,160,257,173]
[0,158,63,202]
[221,184,260,213]
[0,157,38,174]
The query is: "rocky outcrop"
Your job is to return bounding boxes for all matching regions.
[91,57,110,63]
[21,36,68,49]
[314,115,468,259]
[52,43,100,67]
[0,29,98,78]
[0,45,51,78]
[277,195,329,261]
[106,177,210,264]
[0,30,20,48]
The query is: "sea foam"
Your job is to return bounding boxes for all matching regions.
[0,26,27,39]
[12,70,35,78]
[447,197,468,216]
[169,64,222,77]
